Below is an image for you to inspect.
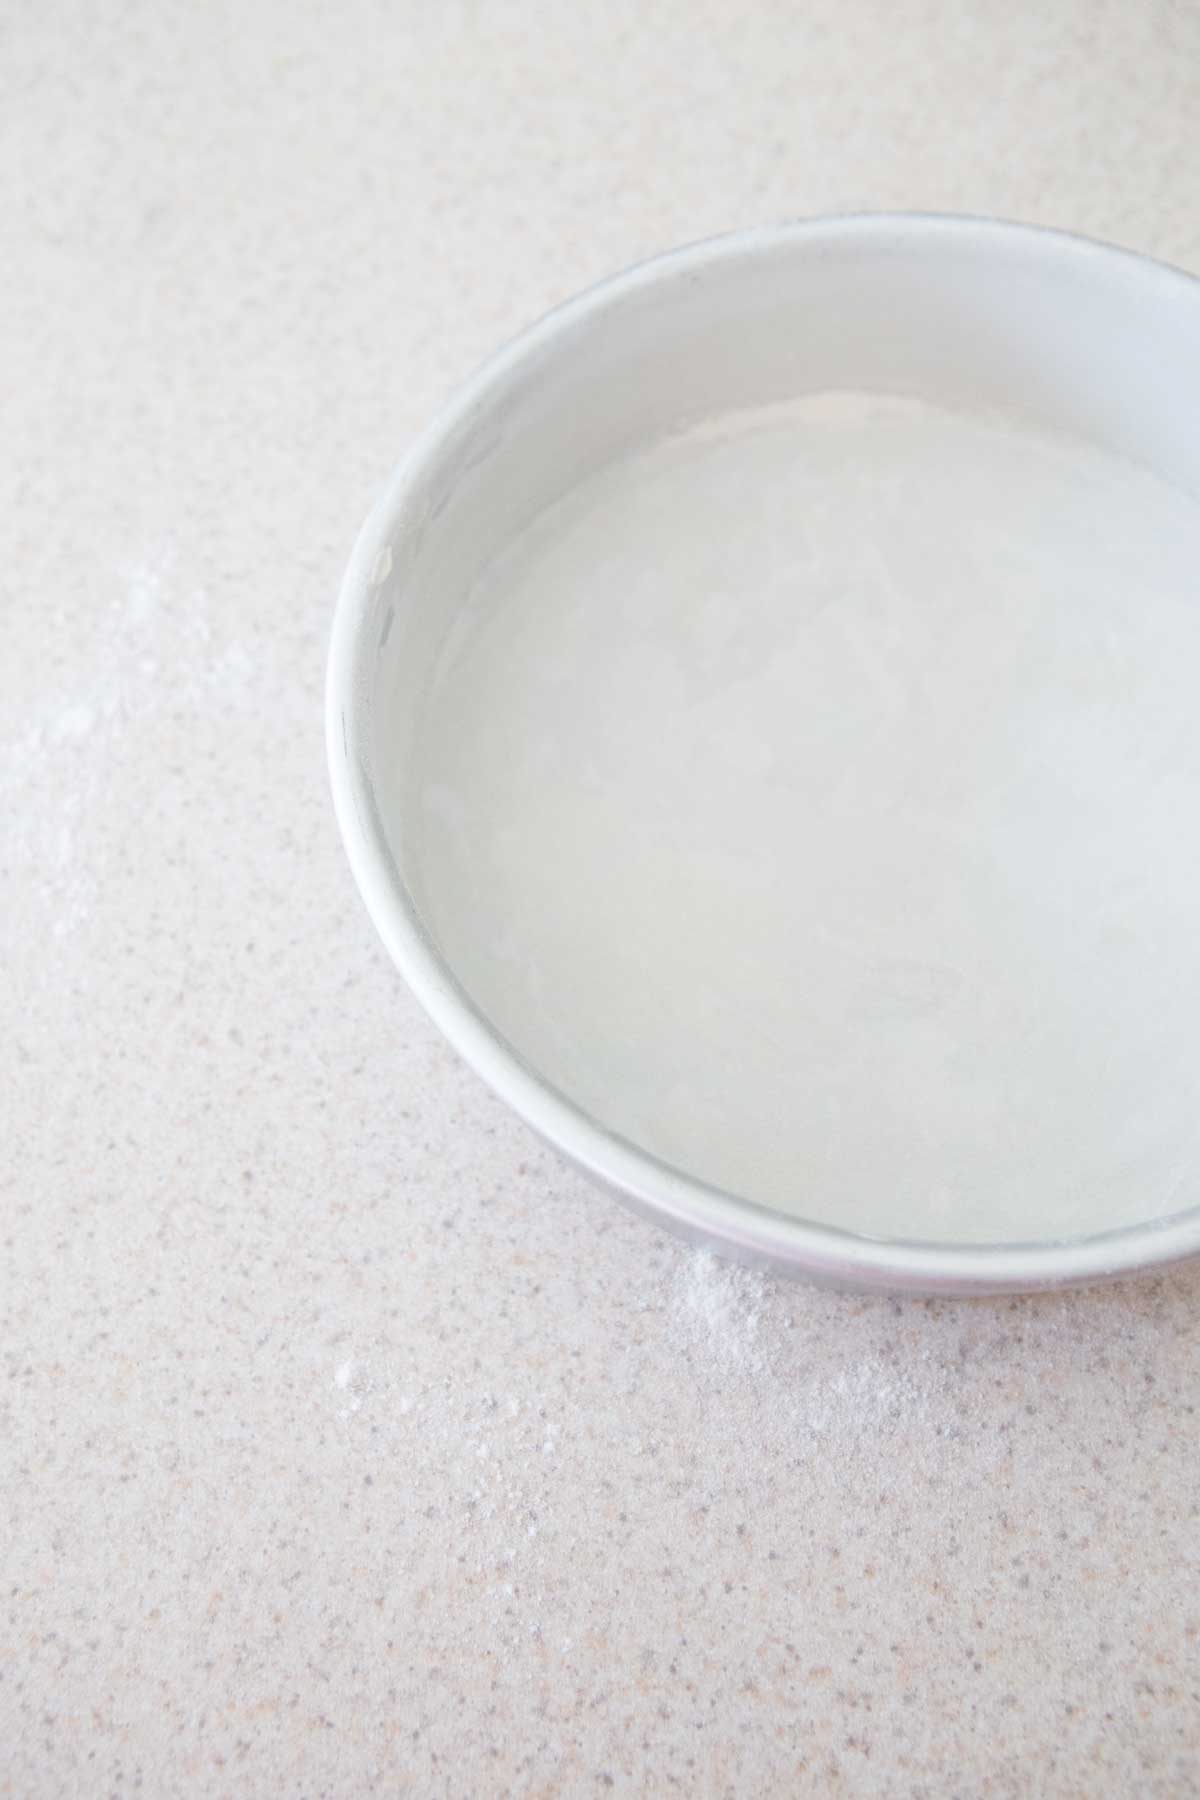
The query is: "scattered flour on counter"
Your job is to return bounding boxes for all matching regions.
[332,1355,372,1417]
[669,1249,771,1377]
[322,1350,562,1649]
[53,704,96,741]
[3,537,256,948]
[314,1246,1183,1680]
[666,1245,954,1454]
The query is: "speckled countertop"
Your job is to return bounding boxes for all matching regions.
[5,4,1200,1795]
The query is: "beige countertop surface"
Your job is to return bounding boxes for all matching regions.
[5,3,1200,1794]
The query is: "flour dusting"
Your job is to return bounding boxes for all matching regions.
[670,1249,770,1376]
[2,537,254,950]
[666,1244,954,1455]
[316,1232,1178,1683]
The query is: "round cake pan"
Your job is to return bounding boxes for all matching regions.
[328,215,1200,1294]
